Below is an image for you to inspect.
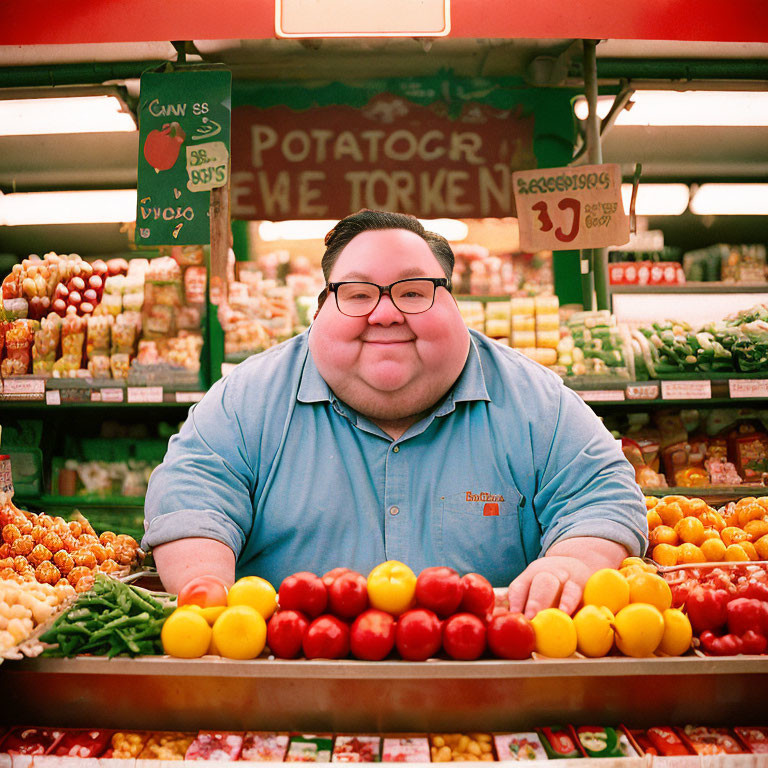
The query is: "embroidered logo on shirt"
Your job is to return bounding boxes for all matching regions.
[465,491,505,503]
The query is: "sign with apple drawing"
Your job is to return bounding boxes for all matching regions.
[136,69,231,245]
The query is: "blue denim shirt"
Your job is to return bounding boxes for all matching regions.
[143,329,647,587]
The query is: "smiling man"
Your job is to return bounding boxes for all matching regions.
[144,210,647,618]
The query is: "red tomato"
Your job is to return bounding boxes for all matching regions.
[415,566,463,617]
[302,615,350,660]
[395,608,442,661]
[322,567,352,590]
[458,573,495,617]
[328,571,369,619]
[487,611,536,659]
[177,575,229,608]
[442,613,487,660]
[266,610,310,659]
[350,609,397,661]
[278,571,328,617]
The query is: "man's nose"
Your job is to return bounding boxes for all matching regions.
[367,293,404,325]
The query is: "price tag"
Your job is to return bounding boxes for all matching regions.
[2,378,45,397]
[661,380,712,400]
[729,379,768,398]
[175,391,205,403]
[101,388,125,403]
[512,163,629,252]
[626,383,660,400]
[127,386,164,404]
[45,390,61,406]
[576,390,626,402]
[186,141,229,192]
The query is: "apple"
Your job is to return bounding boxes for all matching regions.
[67,276,86,293]
[322,567,352,590]
[350,609,396,661]
[459,573,495,617]
[177,575,229,608]
[328,571,368,620]
[487,612,536,660]
[278,571,328,618]
[302,615,350,659]
[442,613,487,660]
[415,566,462,617]
[266,610,309,659]
[395,608,442,661]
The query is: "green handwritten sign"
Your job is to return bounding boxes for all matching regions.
[136,69,231,246]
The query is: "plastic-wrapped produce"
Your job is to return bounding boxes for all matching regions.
[60,314,86,361]
[87,355,111,378]
[112,313,138,355]
[32,313,62,376]
[110,353,130,379]
[1,319,37,376]
[86,314,112,360]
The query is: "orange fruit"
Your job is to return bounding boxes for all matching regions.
[755,534,768,560]
[646,510,663,530]
[661,495,688,505]
[724,544,749,562]
[620,557,657,573]
[677,543,706,564]
[740,541,759,561]
[652,544,679,567]
[645,496,659,510]
[700,528,721,542]
[626,571,673,611]
[738,504,765,527]
[721,526,751,547]
[744,520,768,541]
[650,526,679,547]
[757,497,768,511]
[613,603,665,657]
[674,517,706,546]
[681,498,708,517]
[657,609,693,656]
[658,502,684,528]
[736,496,758,508]
[699,510,726,531]
[700,538,727,562]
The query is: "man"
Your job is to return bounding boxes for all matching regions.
[144,210,647,619]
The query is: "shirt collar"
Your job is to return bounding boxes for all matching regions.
[297,331,491,409]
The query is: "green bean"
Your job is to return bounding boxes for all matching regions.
[116,628,141,655]
[87,612,150,642]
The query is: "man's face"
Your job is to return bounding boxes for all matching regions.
[309,228,470,423]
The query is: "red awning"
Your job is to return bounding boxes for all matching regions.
[1,0,767,46]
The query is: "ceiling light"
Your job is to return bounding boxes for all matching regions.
[258,218,469,242]
[620,184,690,216]
[0,190,138,225]
[574,91,768,127]
[690,184,768,215]
[0,95,136,136]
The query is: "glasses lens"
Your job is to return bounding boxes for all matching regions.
[336,282,380,316]
[391,280,435,313]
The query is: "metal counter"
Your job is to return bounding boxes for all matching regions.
[2,656,766,731]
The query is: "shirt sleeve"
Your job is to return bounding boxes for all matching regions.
[142,375,256,556]
[533,384,648,557]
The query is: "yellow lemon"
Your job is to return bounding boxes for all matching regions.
[161,608,212,659]
[227,576,278,620]
[626,571,672,611]
[530,608,578,658]
[180,604,228,625]
[657,609,693,657]
[613,603,665,657]
[582,569,630,614]
[212,605,267,660]
[620,557,656,573]
[573,605,615,658]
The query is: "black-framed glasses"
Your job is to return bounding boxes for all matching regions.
[326,277,450,317]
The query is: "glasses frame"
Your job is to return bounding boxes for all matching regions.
[326,277,451,317]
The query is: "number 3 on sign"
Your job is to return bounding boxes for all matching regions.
[531,198,581,243]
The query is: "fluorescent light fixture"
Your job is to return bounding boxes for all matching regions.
[690,184,768,215]
[259,218,469,242]
[0,190,138,226]
[0,95,136,136]
[574,91,768,127]
[620,184,690,216]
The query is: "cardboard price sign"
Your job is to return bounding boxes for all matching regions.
[136,69,231,246]
[512,164,629,252]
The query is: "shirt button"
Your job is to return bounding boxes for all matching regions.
[393,446,400,453]
[390,505,400,516]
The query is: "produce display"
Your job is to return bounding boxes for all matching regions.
[0,249,205,383]
[683,243,767,284]
[647,494,768,565]
[2,724,766,761]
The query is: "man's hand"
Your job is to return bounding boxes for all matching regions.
[507,537,629,619]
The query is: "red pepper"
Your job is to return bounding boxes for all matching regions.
[699,630,745,656]
[685,585,730,634]
[143,121,186,173]
[739,630,767,655]
[736,580,768,602]
[727,597,767,637]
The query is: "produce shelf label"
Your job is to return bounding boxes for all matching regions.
[136,69,232,246]
[127,386,164,403]
[661,380,712,400]
[576,389,626,402]
[729,379,768,398]
[512,163,629,252]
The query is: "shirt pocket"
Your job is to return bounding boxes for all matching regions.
[438,486,526,587]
